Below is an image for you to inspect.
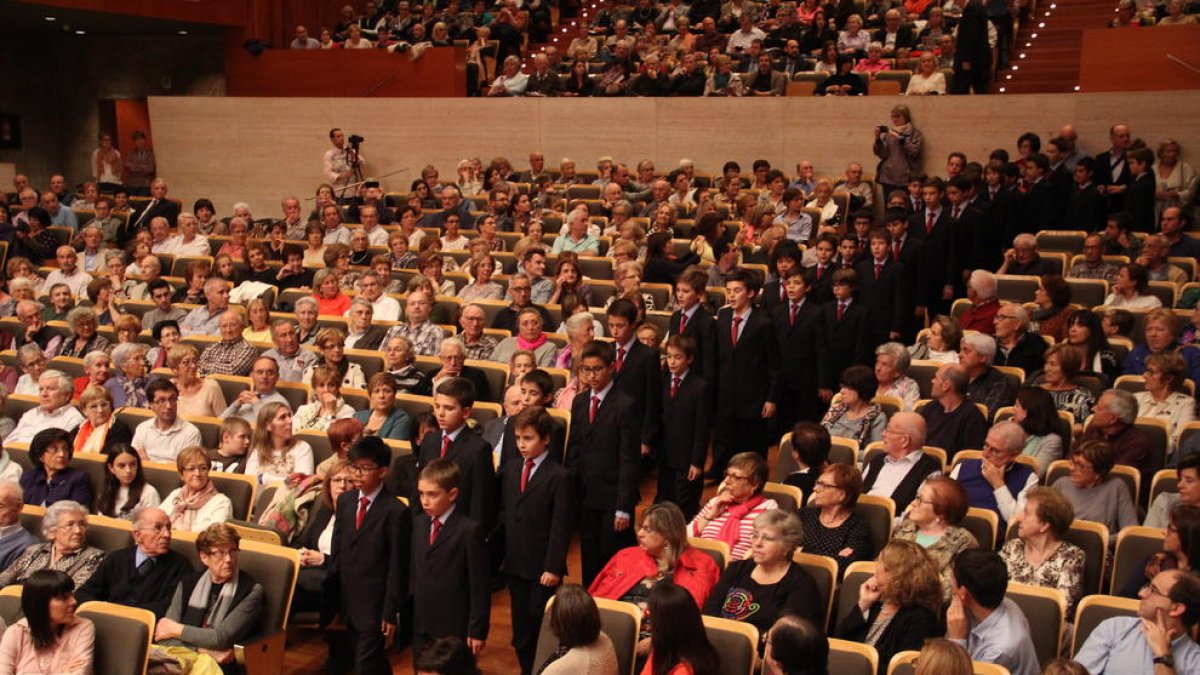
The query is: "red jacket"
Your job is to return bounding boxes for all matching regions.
[959,298,999,334]
[588,546,720,608]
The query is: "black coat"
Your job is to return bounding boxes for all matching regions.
[323,486,411,631]
[1020,177,1061,234]
[415,428,495,529]
[771,299,832,393]
[1094,149,1131,213]
[611,340,663,447]
[669,306,718,384]
[660,372,711,471]
[861,451,942,512]
[499,456,573,581]
[822,299,873,379]
[1063,183,1108,231]
[411,510,490,641]
[837,602,941,675]
[75,547,192,619]
[1126,171,1157,232]
[567,387,641,514]
[954,0,992,71]
[346,326,389,352]
[855,257,910,346]
[715,306,779,418]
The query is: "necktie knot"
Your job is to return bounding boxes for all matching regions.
[430,518,442,545]
[440,433,451,458]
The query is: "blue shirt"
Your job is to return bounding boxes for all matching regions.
[952,598,1040,675]
[1075,615,1200,675]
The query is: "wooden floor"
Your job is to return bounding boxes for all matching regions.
[281,447,775,674]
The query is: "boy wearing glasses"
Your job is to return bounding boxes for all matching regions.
[326,436,411,675]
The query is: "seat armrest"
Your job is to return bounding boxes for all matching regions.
[235,631,286,674]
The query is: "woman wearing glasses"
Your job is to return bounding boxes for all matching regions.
[688,452,779,561]
[292,459,356,616]
[799,463,875,574]
[159,446,234,534]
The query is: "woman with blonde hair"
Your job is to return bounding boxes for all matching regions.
[835,540,942,675]
[168,343,227,418]
[246,401,315,484]
[293,365,355,432]
[242,297,272,343]
[159,446,234,533]
[913,638,972,675]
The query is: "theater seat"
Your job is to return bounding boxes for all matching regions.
[1005,582,1065,666]
[829,637,879,675]
[534,596,641,675]
[702,614,758,675]
[793,551,838,630]
[76,601,154,675]
[1070,594,1138,658]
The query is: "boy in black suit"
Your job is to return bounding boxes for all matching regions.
[500,406,573,675]
[567,340,641,585]
[770,269,832,433]
[415,377,495,529]
[606,297,662,457]
[711,268,779,477]
[669,266,717,382]
[656,335,711,519]
[325,436,411,675]
[412,459,491,662]
[806,233,839,305]
[823,268,872,379]
[854,228,910,348]
[1125,146,1157,233]
[760,239,803,311]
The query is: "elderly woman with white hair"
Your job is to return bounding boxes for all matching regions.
[997,233,1059,277]
[0,481,34,570]
[874,342,920,411]
[104,249,138,301]
[105,342,150,408]
[958,270,1001,333]
[0,499,104,588]
[948,420,1038,531]
[166,212,211,258]
[555,311,597,373]
[57,306,110,359]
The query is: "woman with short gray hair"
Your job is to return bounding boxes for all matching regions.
[106,342,149,408]
[702,509,822,651]
[874,342,920,411]
[0,499,104,588]
[57,306,109,358]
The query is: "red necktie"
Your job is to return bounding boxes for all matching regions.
[925,211,935,235]
[816,265,824,280]
[355,496,369,530]
[678,310,688,335]
[670,375,680,398]
[953,205,961,220]
[790,303,799,325]
[615,346,625,372]
[874,263,882,280]
[892,241,901,260]
[520,458,534,493]
[429,518,441,546]
[590,395,600,423]
[731,316,743,346]
[440,433,451,458]
[837,302,846,320]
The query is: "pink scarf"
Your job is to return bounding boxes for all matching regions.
[715,495,766,552]
[516,333,548,351]
[171,481,218,531]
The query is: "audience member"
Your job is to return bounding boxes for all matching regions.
[75,507,189,618]
[0,500,103,588]
[945,549,1040,675]
[1051,440,1138,534]
[1000,486,1086,614]
[0,570,95,675]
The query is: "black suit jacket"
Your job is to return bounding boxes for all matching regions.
[837,603,940,675]
[611,339,662,447]
[909,211,957,306]
[324,486,411,631]
[822,299,872,382]
[660,372,711,471]
[668,306,717,383]
[346,326,388,351]
[872,25,917,52]
[415,428,495,529]
[954,0,992,71]
[1094,149,1131,213]
[128,198,181,231]
[1063,183,1107,231]
[854,257,910,346]
[760,278,788,312]
[489,415,566,470]
[411,509,490,641]
[499,456,573,580]
[75,547,191,619]
[567,387,641,514]
[862,452,942,512]
[807,264,836,305]
[1126,171,1157,232]
[771,299,832,393]
[1020,177,1061,234]
[715,306,779,418]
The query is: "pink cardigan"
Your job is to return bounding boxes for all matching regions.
[0,617,94,675]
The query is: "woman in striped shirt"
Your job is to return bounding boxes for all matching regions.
[689,452,779,560]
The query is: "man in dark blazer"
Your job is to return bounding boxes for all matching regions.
[124,178,181,239]
[1019,153,1062,233]
[75,507,191,619]
[567,340,641,586]
[606,298,662,455]
[945,178,983,298]
[872,9,917,56]
[861,412,942,512]
[711,268,779,478]
[418,338,494,403]
[1093,123,1133,214]
[499,407,573,674]
[806,233,840,305]
[950,0,991,94]
[414,377,495,530]
[855,229,911,348]
[411,459,490,662]
[668,267,717,383]
[770,270,832,433]
[887,208,925,340]
[657,335,712,520]
[345,299,390,351]
[324,437,411,675]
[823,269,873,379]
[759,240,803,313]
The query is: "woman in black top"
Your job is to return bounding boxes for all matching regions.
[561,59,595,97]
[643,231,702,286]
[703,510,821,654]
[782,422,831,504]
[798,464,874,574]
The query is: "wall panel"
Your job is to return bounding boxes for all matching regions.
[150,92,1200,213]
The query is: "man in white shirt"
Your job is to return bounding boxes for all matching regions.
[43,246,92,298]
[861,412,941,512]
[162,212,210,258]
[355,272,400,321]
[322,128,363,199]
[132,380,203,464]
[5,371,83,447]
[360,205,390,247]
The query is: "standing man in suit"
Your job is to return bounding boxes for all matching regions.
[823,268,873,379]
[411,459,490,661]
[607,298,662,457]
[711,268,779,478]
[325,436,411,675]
[886,208,925,341]
[499,407,573,675]
[806,233,840,305]
[1094,123,1133,214]
[123,178,180,243]
[771,270,832,433]
[567,340,641,585]
[950,0,991,94]
[1063,157,1107,232]
[415,378,495,529]
[657,335,711,519]
[669,267,717,383]
[855,229,911,348]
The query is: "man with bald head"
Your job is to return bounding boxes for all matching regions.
[921,364,988,461]
[44,246,91,298]
[482,383,526,469]
[949,420,1036,530]
[862,411,941,512]
[39,190,78,229]
[1095,123,1133,213]
[1057,123,1085,169]
[76,507,191,618]
[197,310,257,376]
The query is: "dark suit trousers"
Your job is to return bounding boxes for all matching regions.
[656,465,702,520]
[579,507,635,587]
[713,413,770,470]
[774,386,823,439]
[509,576,558,674]
[349,625,389,675]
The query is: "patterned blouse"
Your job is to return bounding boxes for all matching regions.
[821,402,887,447]
[892,521,977,602]
[1000,537,1086,614]
[1046,386,1095,422]
[0,543,105,589]
[879,377,921,412]
[1134,391,1196,454]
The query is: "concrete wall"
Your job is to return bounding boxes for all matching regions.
[149,91,1200,214]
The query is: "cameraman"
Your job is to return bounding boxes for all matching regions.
[871,105,924,202]
[323,128,365,199]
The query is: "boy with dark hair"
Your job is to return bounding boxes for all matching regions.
[669,266,717,382]
[711,268,779,476]
[411,459,490,662]
[567,340,641,585]
[500,406,573,674]
[855,228,910,347]
[770,270,831,431]
[657,335,711,519]
[606,297,662,457]
[415,377,495,528]
[823,268,872,378]
[414,637,477,675]
[511,370,566,465]
[762,239,804,311]
[326,436,411,675]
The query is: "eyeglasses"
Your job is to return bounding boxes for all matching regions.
[181,464,209,474]
[1142,582,1170,598]
[995,314,1020,322]
[813,480,842,491]
[578,365,608,374]
[204,548,240,560]
[724,472,751,483]
[912,494,935,506]
[348,463,382,475]
[329,477,356,486]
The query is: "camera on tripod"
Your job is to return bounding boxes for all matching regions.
[348,134,364,147]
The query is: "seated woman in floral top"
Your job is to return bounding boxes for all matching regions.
[999,486,1086,614]
[822,366,887,451]
[874,342,922,411]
